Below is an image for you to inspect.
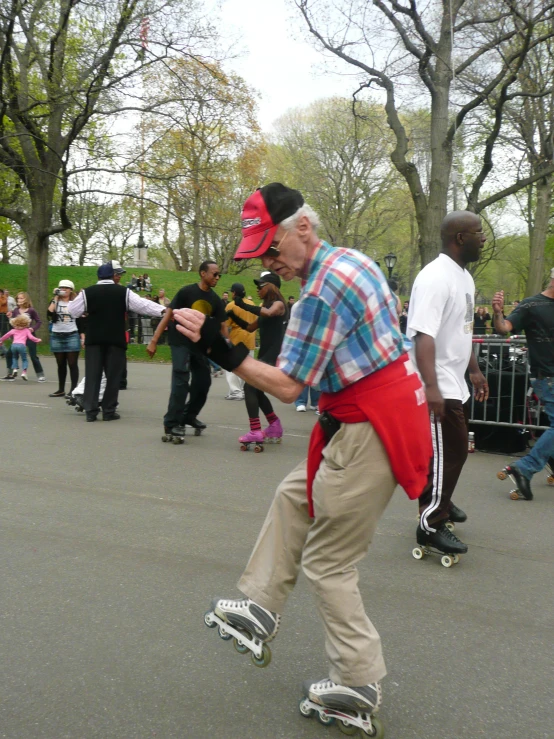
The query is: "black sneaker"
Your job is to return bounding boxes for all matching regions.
[506,465,533,500]
[103,412,121,421]
[417,523,468,554]
[86,413,98,422]
[1,371,15,381]
[184,416,206,430]
[448,503,467,523]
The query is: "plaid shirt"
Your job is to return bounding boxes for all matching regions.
[277,241,404,393]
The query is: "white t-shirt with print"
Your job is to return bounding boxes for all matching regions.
[407,253,475,402]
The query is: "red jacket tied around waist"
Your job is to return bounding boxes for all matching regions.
[307,355,432,517]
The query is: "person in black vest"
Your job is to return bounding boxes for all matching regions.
[68,262,165,422]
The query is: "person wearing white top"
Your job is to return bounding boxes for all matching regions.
[408,211,489,556]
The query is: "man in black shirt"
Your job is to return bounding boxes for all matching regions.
[147,261,227,436]
[492,272,554,498]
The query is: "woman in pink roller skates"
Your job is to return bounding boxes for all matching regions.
[230,273,287,451]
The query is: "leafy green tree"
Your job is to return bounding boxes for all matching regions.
[0,0,216,332]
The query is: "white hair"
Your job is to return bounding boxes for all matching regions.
[281,204,321,231]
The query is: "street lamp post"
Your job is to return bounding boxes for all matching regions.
[384,252,397,279]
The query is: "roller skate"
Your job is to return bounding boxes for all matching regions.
[204,597,280,667]
[239,429,264,452]
[184,415,205,437]
[161,425,186,445]
[412,523,467,568]
[545,458,554,486]
[497,464,533,500]
[444,502,467,531]
[263,418,283,444]
[299,678,384,737]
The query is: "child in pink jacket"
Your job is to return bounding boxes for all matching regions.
[0,313,42,381]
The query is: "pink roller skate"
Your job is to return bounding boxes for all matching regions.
[263,418,283,445]
[239,429,265,453]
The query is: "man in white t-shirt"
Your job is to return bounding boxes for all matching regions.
[408,211,489,555]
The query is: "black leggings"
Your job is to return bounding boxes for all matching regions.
[244,382,274,419]
[54,351,80,393]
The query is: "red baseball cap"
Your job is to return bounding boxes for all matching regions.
[234,183,304,260]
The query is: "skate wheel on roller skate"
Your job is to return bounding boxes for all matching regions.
[233,637,249,655]
[240,443,249,452]
[194,429,201,437]
[509,489,520,500]
[547,475,554,486]
[497,470,507,480]
[204,611,217,628]
[254,444,264,453]
[412,547,425,560]
[337,718,358,735]
[250,643,271,667]
[162,435,169,443]
[218,626,233,641]
[317,710,335,726]
[441,555,453,568]
[298,698,315,718]
[445,521,455,532]
[367,716,385,739]
[452,554,460,564]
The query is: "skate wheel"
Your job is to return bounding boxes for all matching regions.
[509,490,520,500]
[240,443,248,452]
[194,429,201,437]
[233,637,249,654]
[441,555,453,568]
[162,435,168,442]
[412,547,424,560]
[337,718,358,735]
[218,626,233,641]
[250,643,271,668]
[173,437,184,445]
[204,611,217,628]
[275,437,282,444]
[367,716,385,739]
[452,554,460,564]
[497,470,507,480]
[254,444,264,453]
[317,710,335,726]
[445,521,455,532]
[298,698,315,718]
[547,476,554,486]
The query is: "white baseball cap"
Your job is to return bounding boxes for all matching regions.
[58,279,75,290]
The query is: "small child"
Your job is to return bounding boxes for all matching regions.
[0,313,42,381]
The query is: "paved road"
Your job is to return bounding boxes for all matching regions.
[1,358,553,739]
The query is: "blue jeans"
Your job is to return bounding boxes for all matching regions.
[516,377,554,479]
[295,385,321,409]
[11,343,28,371]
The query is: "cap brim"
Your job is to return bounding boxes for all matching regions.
[115,270,126,275]
[234,225,278,261]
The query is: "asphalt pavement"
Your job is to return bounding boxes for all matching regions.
[1,358,553,739]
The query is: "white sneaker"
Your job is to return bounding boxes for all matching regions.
[296,404,306,412]
[38,374,46,382]
[21,371,28,381]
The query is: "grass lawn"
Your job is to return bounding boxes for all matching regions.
[0,264,301,305]
[35,342,173,364]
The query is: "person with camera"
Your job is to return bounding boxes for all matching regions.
[47,280,83,397]
[67,261,165,421]
[491,271,554,499]
[172,183,432,725]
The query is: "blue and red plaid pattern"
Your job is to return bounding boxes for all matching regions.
[277,241,404,392]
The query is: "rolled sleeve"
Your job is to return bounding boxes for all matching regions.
[128,290,165,317]
[277,295,347,386]
[67,293,86,318]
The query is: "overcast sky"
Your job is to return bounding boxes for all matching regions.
[219,0,359,131]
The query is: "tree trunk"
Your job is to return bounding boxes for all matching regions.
[1,236,9,263]
[27,230,50,341]
[525,175,553,296]
[78,239,88,266]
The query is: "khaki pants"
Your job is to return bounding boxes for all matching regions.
[238,421,396,686]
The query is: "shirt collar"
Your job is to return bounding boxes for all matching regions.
[97,279,115,284]
[301,240,331,287]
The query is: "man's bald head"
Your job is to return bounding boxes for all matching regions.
[439,210,486,266]
[440,211,482,247]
